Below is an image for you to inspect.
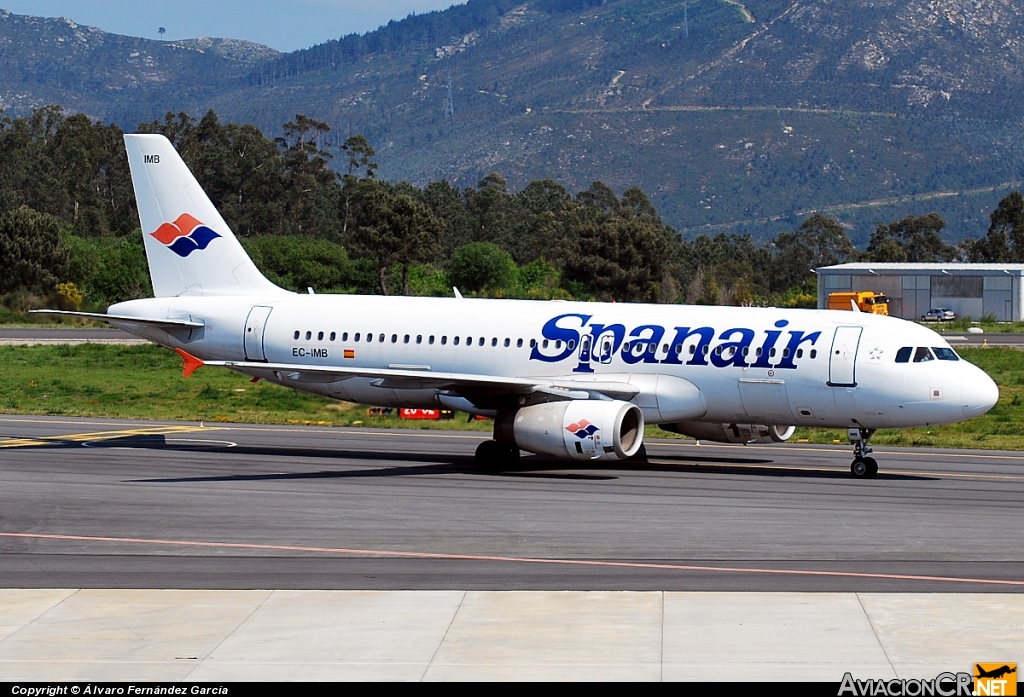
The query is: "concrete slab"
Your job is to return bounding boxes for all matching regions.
[860,593,1024,678]
[423,591,662,681]
[196,590,464,681]
[0,589,270,681]
[662,592,894,681]
[0,589,76,642]
[1,591,1021,681]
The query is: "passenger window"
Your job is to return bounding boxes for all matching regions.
[517,339,523,348]
[714,346,722,355]
[354,333,361,342]
[530,339,537,348]
[491,337,497,347]
[467,337,472,346]
[391,334,397,343]
[341,332,348,342]
[543,340,549,349]
[366,333,372,343]
[305,331,312,340]
[329,332,336,341]
[796,349,802,358]
[318,331,324,341]
[783,348,790,358]
[648,343,656,354]
[689,345,696,355]
[442,336,448,345]
[429,336,435,345]
[504,338,510,347]
[479,337,485,346]
[404,335,410,344]
[895,347,912,363]
[913,347,935,362]
[755,347,762,356]
[379,334,385,343]
[555,340,562,350]
[933,347,959,361]
[293,331,299,340]
[810,349,817,359]
[769,348,776,357]
[743,347,750,357]
[416,335,422,344]
[623,342,631,352]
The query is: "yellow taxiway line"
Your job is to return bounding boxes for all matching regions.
[0,425,222,449]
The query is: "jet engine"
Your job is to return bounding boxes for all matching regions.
[496,399,644,461]
[662,422,796,444]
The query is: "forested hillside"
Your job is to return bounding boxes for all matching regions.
[4,107,1024,322]
[3,1,1024,242]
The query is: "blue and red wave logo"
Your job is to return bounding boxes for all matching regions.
[566,419,599,440]
[150,213,221,257]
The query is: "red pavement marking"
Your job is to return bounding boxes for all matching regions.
[3,531,1022,587]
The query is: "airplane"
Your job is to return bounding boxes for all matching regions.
[975,665,1016,680]
[35,134,1000,478]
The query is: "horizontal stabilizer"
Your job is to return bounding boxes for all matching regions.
[30,310,204,329]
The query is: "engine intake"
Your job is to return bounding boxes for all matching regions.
[496,399,644,461]
[661,422,795,444]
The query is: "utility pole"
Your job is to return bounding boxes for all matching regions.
[445,73,455,118]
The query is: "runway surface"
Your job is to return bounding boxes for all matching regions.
[1,415,1022,592]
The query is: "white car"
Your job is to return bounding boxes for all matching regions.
[921,308,956,322]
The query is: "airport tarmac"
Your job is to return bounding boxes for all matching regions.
[1,415,1022,680]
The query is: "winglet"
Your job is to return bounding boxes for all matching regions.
[174,348,205,378]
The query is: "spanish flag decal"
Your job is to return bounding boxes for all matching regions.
[344,349,355,359]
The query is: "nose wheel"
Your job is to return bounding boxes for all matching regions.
[848,427,878,478]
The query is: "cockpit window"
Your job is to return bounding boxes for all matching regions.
[913,347,935,362]
[932,347,959,361]
[895,347,912,363]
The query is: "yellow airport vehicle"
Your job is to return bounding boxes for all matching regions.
[827,291,889,315]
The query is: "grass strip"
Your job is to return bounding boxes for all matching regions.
[1,344,1022,448]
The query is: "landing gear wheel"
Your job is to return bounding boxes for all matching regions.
[850,456,879,479]
[851,458,868,478]
[475,440,519,473]
[848,426,878,479]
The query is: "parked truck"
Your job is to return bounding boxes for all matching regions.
[827,291,889,315]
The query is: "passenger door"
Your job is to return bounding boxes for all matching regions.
[828,326,862,387]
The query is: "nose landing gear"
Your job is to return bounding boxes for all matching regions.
[848,427,878,478]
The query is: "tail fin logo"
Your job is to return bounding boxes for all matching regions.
[150,213,221,257]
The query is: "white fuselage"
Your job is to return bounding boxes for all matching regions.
[109,294,999,430]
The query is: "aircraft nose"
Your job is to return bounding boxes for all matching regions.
[961,365,999,419]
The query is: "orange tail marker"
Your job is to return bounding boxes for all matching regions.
[174,348,205,378]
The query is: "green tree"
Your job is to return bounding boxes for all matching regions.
[962,191,1024,262]
[866,213,957,263]
[0,206,69,294]
[449,242,518,293]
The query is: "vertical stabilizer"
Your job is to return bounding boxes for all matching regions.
[124,134,288,297]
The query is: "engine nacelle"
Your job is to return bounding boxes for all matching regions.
[496,400,645,461]
[662,422,796,444]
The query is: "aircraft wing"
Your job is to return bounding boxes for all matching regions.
[200,357,640,400]
[30,310,204,329]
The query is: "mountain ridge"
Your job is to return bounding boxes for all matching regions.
[3,1,1024,244]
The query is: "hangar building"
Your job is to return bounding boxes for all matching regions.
[815,263,1024,322]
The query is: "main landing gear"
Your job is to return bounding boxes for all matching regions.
[848,426,878,478]
[475,439,520,473]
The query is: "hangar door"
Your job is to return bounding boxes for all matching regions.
[827,326,862,388]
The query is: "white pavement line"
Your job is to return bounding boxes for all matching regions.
[0,340,149,346]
